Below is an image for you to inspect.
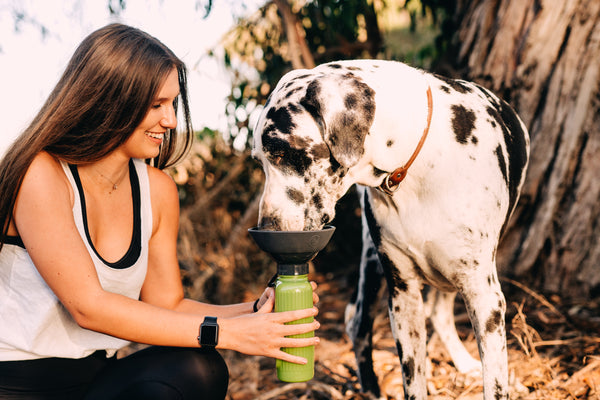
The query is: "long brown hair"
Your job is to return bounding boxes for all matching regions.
[0,23,193,249]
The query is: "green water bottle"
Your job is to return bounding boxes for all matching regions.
[274,263,314,382]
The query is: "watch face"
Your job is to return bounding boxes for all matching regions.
[200,323,218,347]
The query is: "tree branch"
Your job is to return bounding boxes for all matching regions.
[272,0,315,69]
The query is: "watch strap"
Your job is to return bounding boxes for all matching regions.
[198,316,219,348]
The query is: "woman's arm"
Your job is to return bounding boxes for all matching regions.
[141,166,320,316]
[13,154,318,363]
[140,165,256,317]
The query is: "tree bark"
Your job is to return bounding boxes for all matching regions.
[444,0,600,300]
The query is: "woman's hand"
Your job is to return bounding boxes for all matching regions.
[310,281,320,305]
[218,288,320,364]
[253,281,320,311]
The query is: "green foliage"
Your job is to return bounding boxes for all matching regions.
[214,0,381,149]
[300,0,379,61]
[381,16,439,67]
[407,0,458,62]
[210,0,456,150]
[196,126,218,140]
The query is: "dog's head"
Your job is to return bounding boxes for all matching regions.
[251,63,377,231]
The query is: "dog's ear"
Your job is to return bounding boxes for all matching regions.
[323,112,371,168]
[300,77,376,168]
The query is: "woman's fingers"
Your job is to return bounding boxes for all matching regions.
[256,287,275,313]
[224,307,320,363]
[280,335,320,348]
[255,281,318,312]
[274,349,309,365]
[279,319,320,338]
[272,336,320,364]
[272,306,318,324]
[310,281,319,305]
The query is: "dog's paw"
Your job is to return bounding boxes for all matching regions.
[454,355,481,375]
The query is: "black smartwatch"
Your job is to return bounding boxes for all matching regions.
[198,316,219,348]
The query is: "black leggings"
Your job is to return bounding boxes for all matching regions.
[0,347,229,400]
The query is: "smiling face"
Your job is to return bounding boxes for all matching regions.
[120,67,180,160]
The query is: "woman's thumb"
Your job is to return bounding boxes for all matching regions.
[258,287,275,313]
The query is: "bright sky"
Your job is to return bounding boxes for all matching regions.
[0,0,262,156]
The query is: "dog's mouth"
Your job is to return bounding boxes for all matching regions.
[258,215,325,232]
[257,216,281,231]
[257,193,334,231]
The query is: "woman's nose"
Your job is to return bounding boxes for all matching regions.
[161,104,177,129]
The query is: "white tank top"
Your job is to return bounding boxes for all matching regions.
[0,158,153,360]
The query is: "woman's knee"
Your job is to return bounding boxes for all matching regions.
[85,347,229,400]
[176,348,229,397]
[136,347,229,399]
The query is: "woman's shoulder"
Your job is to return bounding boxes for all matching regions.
[145,163,176,188]
[30,151,62,169]
[18,151,74,209]
[25,152,70,190]
[144,163,180,234]
[145,163,179,205]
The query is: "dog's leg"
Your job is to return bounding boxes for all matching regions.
[362,189,428,399]
[345,247,383,396]
[385,263,428,400]
[346,190,384,396]
[458,269,509,400]
[428,290,481,374]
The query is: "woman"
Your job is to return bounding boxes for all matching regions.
[0,23,320,399]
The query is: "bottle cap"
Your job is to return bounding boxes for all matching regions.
[277,263,309,275]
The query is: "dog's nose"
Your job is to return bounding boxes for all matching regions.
[258,216,281,231]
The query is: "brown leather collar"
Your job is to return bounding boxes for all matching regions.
[378,86,433,196]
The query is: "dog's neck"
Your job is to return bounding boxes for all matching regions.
[350,83,434,191]
[378,86,433,195]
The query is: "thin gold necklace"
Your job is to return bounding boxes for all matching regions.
[94,168,128,194]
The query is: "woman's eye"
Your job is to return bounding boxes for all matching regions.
[152,104,161,109]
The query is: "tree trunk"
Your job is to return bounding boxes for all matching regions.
[442,0,600,300]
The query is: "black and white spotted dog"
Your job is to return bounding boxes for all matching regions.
[251,59,529,399]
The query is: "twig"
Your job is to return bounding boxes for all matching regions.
[309,381,345,399]
[455,380,482,399]
[254,381,344,400]
[317,361,355,382]
[254,382,307,400]
[501,277,565,318]
[566,360,600,385]
[187,153,249,221]
[223,193,260,256]
[510,300,541,358]
[533,337,600,347]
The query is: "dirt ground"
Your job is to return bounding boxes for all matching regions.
[223,269,600,400]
